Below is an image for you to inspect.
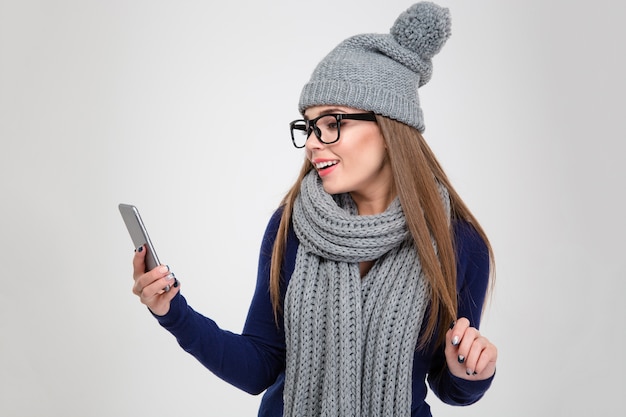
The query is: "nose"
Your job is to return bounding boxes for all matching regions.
[304,129,326,152]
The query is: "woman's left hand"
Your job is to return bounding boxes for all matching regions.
[445,317,497,381]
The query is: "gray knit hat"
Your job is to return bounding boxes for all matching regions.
[298,1,451,132]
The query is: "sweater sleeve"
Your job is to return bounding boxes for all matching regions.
[426,220,495,405]
[153,209,288,395]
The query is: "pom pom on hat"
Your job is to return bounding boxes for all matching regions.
[298,2,452,132]
[391,2,451,59]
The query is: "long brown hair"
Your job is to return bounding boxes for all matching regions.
[269,115,494,348]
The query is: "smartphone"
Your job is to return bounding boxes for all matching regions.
[118,203,169,290]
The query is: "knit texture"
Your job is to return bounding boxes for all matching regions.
[283,171,450,417]
[299,2,451,132]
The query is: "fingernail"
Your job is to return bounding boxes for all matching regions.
[451,336,460,346]
[449,321,456,329]
[457,355,465,364]
[473,371,478,375]
[466,369,473,376]
[137,246,143,253]
[173,278,179,288]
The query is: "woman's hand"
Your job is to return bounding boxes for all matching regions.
[132,245,180,316]
[445,317,497,381]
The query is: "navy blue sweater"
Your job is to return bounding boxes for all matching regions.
[155,208,494,416]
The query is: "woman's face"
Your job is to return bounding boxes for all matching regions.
[304,105,393,214]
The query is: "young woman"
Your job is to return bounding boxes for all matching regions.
[131,3,497,416]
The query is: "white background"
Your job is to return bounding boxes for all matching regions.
[1,0,625,416]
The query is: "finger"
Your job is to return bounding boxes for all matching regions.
[449,318,481,371]
[140,277,169,299]
[473,342,497,376]
[136,273,176,301]
[142,276,181,316]
[463,335,487,375]
[134,265,172,297]
[449,317,470,347]
[446,317,498,380]
[456,326,479,361]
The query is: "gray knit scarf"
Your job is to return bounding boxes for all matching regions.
[283,171,449,417]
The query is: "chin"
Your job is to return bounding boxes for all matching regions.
[320,180,346,196]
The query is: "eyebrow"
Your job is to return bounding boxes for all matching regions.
[304,107,350,120]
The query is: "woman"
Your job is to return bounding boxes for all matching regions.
[132,2,497,416]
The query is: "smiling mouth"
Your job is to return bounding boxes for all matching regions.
[315,160,339,170]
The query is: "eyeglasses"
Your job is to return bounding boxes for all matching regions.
[289,113,377,148]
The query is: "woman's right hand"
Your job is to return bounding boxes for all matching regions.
[132,245,180,316]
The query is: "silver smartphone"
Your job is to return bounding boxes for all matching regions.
[118,203,161,273]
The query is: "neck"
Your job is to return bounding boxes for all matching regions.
[351,190,396,216]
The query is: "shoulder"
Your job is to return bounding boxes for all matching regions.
[265,206,286,236]
[452,219,490,291]
[259,205,299,282]
[453,219,489,267]
[260,206,288,253]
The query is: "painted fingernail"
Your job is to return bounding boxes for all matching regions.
[136,246,143,253]
[173,278,179,288]
[458,355,465,364]
[466,369,473,376]
[473,371,478,375]
[451,335,460,346]
[449,320,456,329]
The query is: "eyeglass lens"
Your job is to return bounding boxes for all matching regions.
[291,115,340,148]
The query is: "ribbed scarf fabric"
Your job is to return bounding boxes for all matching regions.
[283,171,448,417]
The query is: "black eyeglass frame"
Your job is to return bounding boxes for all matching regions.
[289,112,377,148]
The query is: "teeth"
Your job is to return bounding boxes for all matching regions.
[315,161,338,169]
